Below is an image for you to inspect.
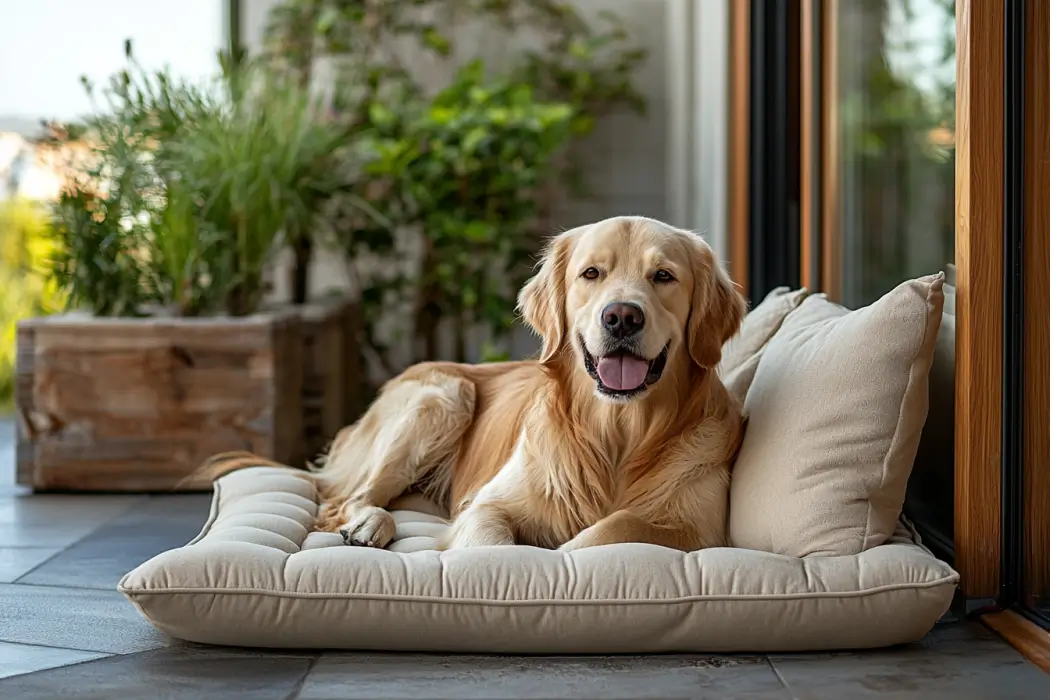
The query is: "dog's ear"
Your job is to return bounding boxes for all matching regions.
[518,231,575,364]
[686,236,747,369]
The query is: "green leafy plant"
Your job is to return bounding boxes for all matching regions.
[264,0,647,379]
[45,44,355,317]
[144,178,217,316]
[45,43,222,316]
[361,60,575,361]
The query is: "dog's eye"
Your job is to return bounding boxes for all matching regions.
[581,267,601,280]
[653,269,676,283]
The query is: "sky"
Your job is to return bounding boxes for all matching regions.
[0,0,225,128]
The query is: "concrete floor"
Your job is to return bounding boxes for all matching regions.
[2,418,1050,699]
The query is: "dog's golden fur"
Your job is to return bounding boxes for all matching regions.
[204,216,747,552]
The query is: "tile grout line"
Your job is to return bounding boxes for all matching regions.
[0,638,123,657]
[9,495,161,584]
[284,655,319,700]
[1,548,66,585]
[0,650,124,685]
[7,497,152,587]
[765,656,800,700]
[3,579,130,594]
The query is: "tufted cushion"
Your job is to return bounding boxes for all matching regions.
[120,467,958,653]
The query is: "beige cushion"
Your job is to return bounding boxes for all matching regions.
[729,274,946,558]
[719,286,810,404]
[120,466,958,653]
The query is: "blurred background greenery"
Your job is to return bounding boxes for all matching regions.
[0,0,960,407]
[0,0,648,404]
[836,0,956,308]
[0,198,65,411]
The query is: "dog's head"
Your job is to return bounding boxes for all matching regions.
[518,216,746,401]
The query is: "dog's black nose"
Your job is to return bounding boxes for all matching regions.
[602,302,645,338]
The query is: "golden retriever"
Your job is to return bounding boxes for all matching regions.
[207,215,747,552]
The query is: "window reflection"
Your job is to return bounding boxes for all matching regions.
[835,0,956,309]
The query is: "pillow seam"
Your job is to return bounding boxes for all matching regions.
[118,575,958,603]
[864,280,939,552]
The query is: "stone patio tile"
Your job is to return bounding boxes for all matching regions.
[0,646,316,700]
[0,641,109,681]
[769,622,1050,700]
[0,547,61,583]
[299,653,792,700]
[0,583,173,654]
[18,494,211,589]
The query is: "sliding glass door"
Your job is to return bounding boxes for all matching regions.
[730,0,1050,645]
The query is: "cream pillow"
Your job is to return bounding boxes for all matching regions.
[719,286,810,403]
[728,274,945,558]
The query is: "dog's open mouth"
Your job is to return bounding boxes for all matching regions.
[582,337,670,399]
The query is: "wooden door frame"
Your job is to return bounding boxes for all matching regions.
[799,0,835,297]
[728,0,751,298]
[1023,0,1050,618]
[799,0,823,294]
[954,0,1004,607]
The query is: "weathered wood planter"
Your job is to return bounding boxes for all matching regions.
[289,296,364,462]
[15,310,304,492]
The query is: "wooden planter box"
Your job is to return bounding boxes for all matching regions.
[292,296,364,462]
[14,310,304,492]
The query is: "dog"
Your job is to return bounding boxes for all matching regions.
[204,216,747,552]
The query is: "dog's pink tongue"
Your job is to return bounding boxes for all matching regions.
[596,355,649,391]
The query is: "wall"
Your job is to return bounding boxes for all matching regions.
[243,0,730,361]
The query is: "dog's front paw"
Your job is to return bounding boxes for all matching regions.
[338,505,396,548]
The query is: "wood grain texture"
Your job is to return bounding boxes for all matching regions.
[819,0,841,301]
[983,611,1050,674]
[295,297,360,462]
[341,298,365,425]
[272,309,305,471]
[14,311,304,492]
[1024,0,1050,612]
[728,0,750,296]
[954,0,1004,600]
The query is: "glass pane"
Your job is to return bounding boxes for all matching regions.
[835,2,958,570]
[835,0,956,309]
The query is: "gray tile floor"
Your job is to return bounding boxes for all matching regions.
[2,417,1050,698]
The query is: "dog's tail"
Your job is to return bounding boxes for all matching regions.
[174,451,307,491]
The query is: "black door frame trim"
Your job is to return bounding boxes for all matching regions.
[747,0,801,301]
[1000,0,1029,619]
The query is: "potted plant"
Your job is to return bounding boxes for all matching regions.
[14,47,361,491]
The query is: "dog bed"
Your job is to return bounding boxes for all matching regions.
[119,466,957,653]
[120,273,959,652]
